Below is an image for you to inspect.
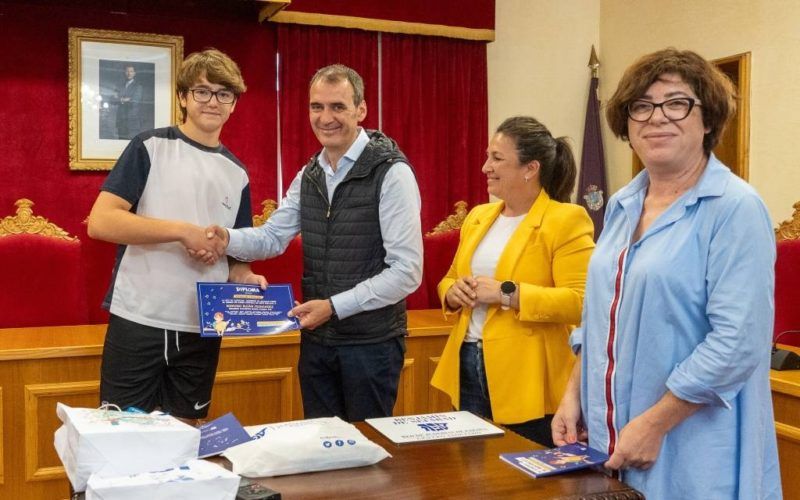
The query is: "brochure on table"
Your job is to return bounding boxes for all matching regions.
[198,412,252,458]
[365,411,504,444]
[500,443,609,478]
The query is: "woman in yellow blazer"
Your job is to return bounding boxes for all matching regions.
[431,116,594,446]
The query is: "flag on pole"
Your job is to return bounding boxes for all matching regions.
[578,72,608,241]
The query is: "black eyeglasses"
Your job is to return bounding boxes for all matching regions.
[187,88,236,104]
[627,97,701,122]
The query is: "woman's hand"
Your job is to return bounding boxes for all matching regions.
[445,277,478,310]
[605,413,666,470]
[552,393,587,446]
[473,276,502,304]
[605,391,700,471]
[552,361,586,446]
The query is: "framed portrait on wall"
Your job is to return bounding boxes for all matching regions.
[68,28,183,170]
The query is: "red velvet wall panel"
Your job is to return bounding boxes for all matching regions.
[284,0,495,31]
[276,24,378,183]
[775,239,800,347]
[0,2,278,241]
[381,34,489,232]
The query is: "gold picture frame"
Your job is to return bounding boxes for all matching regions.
[68,28,183,170]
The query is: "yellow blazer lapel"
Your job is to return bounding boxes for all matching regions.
[455,203,503,278]
[485,190,550,323]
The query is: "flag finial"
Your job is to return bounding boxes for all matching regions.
[588,45,600,78]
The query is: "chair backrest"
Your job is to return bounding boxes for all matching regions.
[774,238,800,347]
[0,199,88,327]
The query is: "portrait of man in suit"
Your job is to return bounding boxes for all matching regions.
[98,60,155,141]
[115,65,143,139]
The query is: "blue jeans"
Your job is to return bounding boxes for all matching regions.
[299,336,405,422]
[459,341,555,447]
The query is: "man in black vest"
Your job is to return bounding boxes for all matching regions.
[204,64,423,421]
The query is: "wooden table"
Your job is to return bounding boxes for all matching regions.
[771,344,800,499]
[244,423,643,499]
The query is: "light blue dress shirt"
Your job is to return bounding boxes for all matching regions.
[227,128,423,320]
[571,155,781,499]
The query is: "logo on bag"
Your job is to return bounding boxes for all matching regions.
[418,423,449,432]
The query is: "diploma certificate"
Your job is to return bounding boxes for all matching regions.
[197,282,300,337]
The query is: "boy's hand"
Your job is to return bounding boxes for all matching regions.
[183,224,225,264]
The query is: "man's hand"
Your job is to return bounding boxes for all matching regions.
[288,299,333,330]
[605,413,667,471]
[473,275,502,304]
[444,276,478,310]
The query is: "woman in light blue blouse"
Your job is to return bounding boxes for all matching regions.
[552,48,781,499]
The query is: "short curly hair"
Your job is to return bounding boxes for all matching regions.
[605,48,736,154]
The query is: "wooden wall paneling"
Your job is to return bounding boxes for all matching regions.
[426,357,452,413]
[24,381,99,482]
[0,386,4,485]
[216,338,303,421]
[770,352,800,499]
[393,358,416,416]
[775,423,800,498]
[212,368,294,425]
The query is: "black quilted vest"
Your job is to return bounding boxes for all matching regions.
[300,130,410,345]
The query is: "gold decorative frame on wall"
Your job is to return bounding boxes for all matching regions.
[68,28,183,170]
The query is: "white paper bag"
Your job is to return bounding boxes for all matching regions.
[54,403,201,491]
[85,459,240,500]
[223,416,390,477]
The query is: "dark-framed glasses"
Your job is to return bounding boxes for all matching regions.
[627,97,701,122]
[188,88,236,104]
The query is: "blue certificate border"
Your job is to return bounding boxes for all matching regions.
[196,282,300,337]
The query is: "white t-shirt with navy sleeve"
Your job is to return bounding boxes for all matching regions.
[100,126,252,333]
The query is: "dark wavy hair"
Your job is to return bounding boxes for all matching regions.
[605,48,736,154]
[495,116,577,203]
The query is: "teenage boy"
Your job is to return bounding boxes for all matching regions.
[88,48,264,422]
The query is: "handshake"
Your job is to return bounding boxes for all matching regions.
[184,224,229,265]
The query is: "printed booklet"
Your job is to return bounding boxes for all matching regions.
[198,412,252,458]
[500,443,609,478]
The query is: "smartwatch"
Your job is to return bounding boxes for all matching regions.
[500,281,516,310]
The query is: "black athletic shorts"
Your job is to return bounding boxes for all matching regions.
[99,314,222,419]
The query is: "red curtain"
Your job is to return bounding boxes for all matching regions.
[381,34,488,231]
[0,2,278,238]
[276,24,378,183]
